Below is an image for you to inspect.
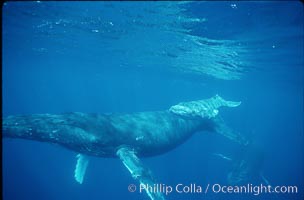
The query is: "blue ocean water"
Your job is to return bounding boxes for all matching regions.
[2,1,303,200]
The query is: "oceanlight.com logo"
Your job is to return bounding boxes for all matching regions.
[211,184,298,196]
[127,183,299,196]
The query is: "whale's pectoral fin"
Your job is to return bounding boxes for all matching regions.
[223,99,241,108]
[212,116,249,146]
[215,94,241,108]
[74,154,89,184]
[260,173,271,185]
[116,146,166,200]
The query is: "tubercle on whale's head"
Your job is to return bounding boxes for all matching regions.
[213,94,223,101]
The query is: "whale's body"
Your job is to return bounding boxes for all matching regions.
[2,95,247,200]
[3,111,214,157]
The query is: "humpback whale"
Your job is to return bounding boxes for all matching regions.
[3,95,247,200]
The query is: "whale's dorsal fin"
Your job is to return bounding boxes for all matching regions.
[116,146,166,200]
[74,154,89,184]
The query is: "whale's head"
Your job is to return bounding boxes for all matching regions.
[169,102,219,118]
[169,95,241,119]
